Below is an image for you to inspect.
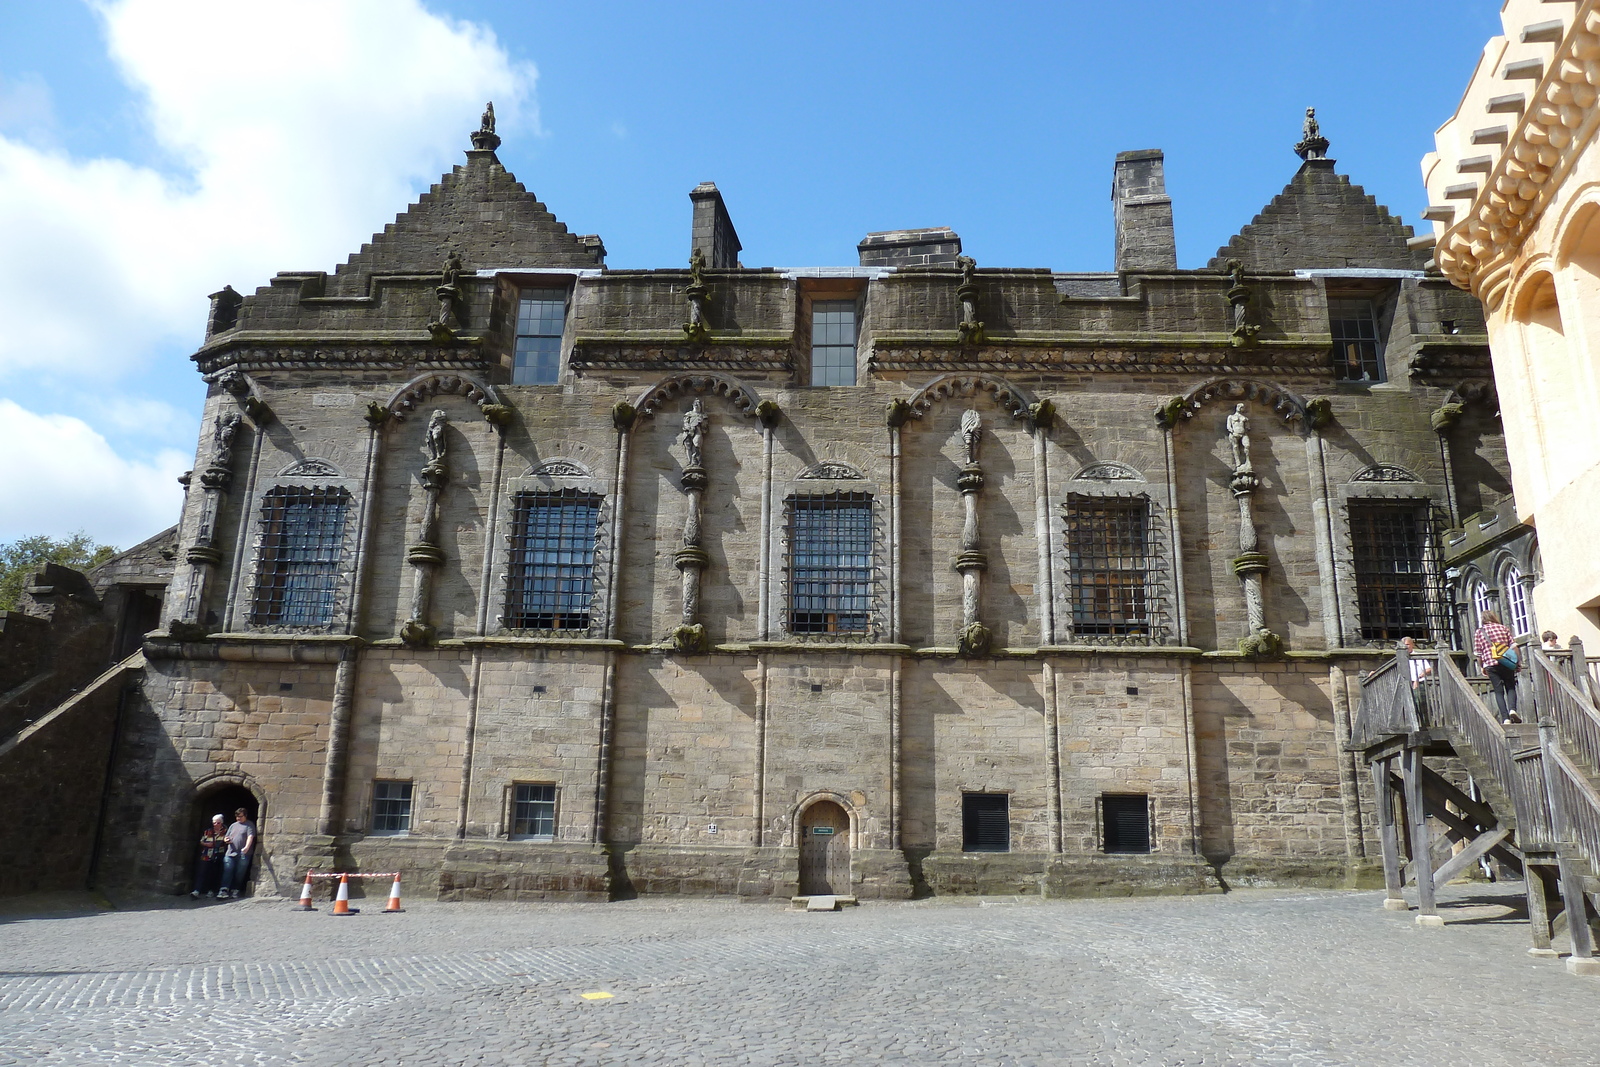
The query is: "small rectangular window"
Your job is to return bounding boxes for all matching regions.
[1330,298,1384,382]
[788,492,872,634]
[962,793,1010,852]
[511,783,557,840]
[251,486,351,627]
[1102,794,1151,853]
[1065,495,1151,636]
[514,288,568,385]
[506,490,601,630]
[371,780,413,835]
[810,300,857,386]
[1349,501,1434,641]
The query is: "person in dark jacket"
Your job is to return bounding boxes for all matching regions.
[190,814,227,898]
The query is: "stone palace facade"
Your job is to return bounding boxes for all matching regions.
[101,109,1510,900]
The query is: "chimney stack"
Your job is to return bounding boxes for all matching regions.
[1111,150,1177,272]
[690,182,742,268]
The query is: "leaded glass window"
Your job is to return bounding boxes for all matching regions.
[250,486,350,627]
[1330,298,1384,382]
[788,492,873,634]
[506,490,601,630]
[1065,496,1151,636]
[514,289,568,385]
[810,300,857,387]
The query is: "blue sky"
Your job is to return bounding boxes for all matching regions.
[0,1,1503,547]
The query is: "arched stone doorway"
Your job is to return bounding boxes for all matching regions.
[184,780,260,896]
[798,799,851,895]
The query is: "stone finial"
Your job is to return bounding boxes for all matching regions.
[1294,107,1329,161]
[471,101,502,151]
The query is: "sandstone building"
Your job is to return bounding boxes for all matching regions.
[1422,0,1599,649]
[81,110,1512,901]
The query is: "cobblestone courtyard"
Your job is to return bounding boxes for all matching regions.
[1,883,1594,1066]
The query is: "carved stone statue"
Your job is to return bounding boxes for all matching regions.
[957,255,976,289]
[683,248,710,342]
[425,409,448,465]
[470,101,502,151]
[1294,106,1329,161]
[212,411,241,462]
[956,255,985,345]
[1302,107,1319,143]
[680,399,708,468]
[481,102,496,136]
[1226,259,1245,291]
[441,251,461,289]
[1226,403,1251,473]
[960,409,982,465]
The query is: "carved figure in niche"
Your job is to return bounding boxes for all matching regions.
[679,399,708,468]
[1226,403,1252,473]
[212,412,241,462]
[425,409,448,465]
[960,409,982,465]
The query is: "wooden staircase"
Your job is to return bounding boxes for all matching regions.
[1352,639,1600,977]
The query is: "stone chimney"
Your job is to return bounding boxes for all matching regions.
[857,227,962,268]
[690,182,742,268]
[1111,150,1177,272]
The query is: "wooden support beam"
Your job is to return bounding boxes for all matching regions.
[1372,758,1407,910]
[1392,771,1525,876]
[1526,863,1558,957]
[1432,828,1510,888]
[1418,765,1497,828]
[1558,856,1598,973]
[1403,745,1442,925]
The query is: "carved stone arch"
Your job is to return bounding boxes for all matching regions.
[1352,464,1421,484]
[382,371,502,420]
[1505,260,1560,321]
[1072,461,1145,482]
[632,372,766,423]
[1550,182,1600,267]
[527,458,595,478]
[278,458,343,478]
[1164,377,1310,433]
[903,373,1034,422]
[796,461,865,480]
[787,789,863,848]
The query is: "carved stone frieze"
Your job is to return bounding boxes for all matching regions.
[797,462,864,480]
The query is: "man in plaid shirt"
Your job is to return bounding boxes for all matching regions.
[1472,610,1521,724]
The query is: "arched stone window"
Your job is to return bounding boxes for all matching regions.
[1502,564,1532,637]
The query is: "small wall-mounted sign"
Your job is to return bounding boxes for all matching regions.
[707,823,718,834]
[810,826,835,836]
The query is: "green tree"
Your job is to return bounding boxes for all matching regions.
[0,533,118,611]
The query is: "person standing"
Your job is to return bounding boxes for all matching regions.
[220,807,257,899]
[1399,637,1433,715]
[1473,610,1521,724]
[190,814,227,898]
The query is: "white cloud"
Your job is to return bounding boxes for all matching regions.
[0,0,535,542]
[0,0,536,382]
[0,400,189,547]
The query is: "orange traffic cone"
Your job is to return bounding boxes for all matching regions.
[331,873,358,916]
[383,874,404,913]
[296,871,316,911]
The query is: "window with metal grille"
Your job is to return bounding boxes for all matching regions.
[788,492,873,634]
[1065,495,1152,636]
[506,490,600,630]
[1102,794,1151,853]
[810,300,857,386]
[514,288,568,385]
[511,783,557,840]
[371,780,413,835]
[962,793,1010,852]
[1503,565,1533,637]
[1330,298,1384,382]
[1350,501,1436,641]
[250,486,350,627]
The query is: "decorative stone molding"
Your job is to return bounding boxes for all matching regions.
[902,373,1034,423]
[279,459,342,478]
[381,371,502,422]
[1157,377,1311,433]
[529,460,592,478]
[632,372,766,422]
[797,462,864,480]
[1353,464,1422,483]
[1073,462,1143,482]
[1433,7,1600,307]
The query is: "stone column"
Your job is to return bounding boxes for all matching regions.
[1226,403,1281,657]
[672,399,709,653]
[955,409,991,656]
[174,411,243,638]
[401,409,449,646]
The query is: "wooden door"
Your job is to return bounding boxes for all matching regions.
[798,800,851,895]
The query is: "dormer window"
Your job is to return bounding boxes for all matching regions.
[514,288,568,385]
[1330,297,1384,382]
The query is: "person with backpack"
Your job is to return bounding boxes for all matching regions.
[1473,610,1522,725]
